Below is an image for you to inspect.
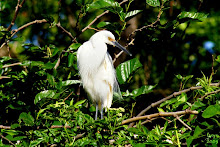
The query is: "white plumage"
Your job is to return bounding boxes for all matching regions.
[77,30,131,120]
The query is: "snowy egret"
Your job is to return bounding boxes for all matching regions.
[77,30,132,120]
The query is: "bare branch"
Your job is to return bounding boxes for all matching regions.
[50,125,72,129]
[128,82,220,127]
[0,133,15,146]
[137,82,220,117]
[128,1,164,41]
[7,0,26,31]
[56,22,77,43]
[175,115,192,131]
[74,133,85,140]
[0,125,11,129]
[11,19,48,38]
[113,38,134,64]
[2,62,22,68]
[122,109,198,125]
[199,88,220,101]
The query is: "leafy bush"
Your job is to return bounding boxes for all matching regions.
[0,0,219,146]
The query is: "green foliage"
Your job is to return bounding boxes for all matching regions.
[0,0,219,146]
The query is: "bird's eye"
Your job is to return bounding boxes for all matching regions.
[108,37,115,42]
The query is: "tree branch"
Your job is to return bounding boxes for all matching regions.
[7,0,26,31]
[1,19,48,50]
[127,1,164,42]
[56,22,77,43]
[199,88,220,101]
[11,19,48,38]
[0,125,11,129]
[137,82,220,117]
[122,109,198,125]
[175,115,192,131]
[0,133,15,146]
[2,62,22,68]
[128,82,220,127]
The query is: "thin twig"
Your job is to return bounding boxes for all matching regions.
[199,88,220,101]
[7,0,26,31]
[113,38,134,64]
[0,133,15,146]
[11,19,48,38]
[128,82,220,127]
[2,62,22,68]
[175,115,192,130]
[128,1,164,41]
[133,117,158,127]
[1,19,48,50]
[50,125,72,129]
[74,133,85,140]
[122,109,198,125]
[138,82,220,117]
[81,0,128,33]
[56,22,77,43]
[63,91,74,102]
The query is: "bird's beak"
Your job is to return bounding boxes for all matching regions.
[112,41,132,56]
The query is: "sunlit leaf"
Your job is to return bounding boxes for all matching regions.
[74,99,87,108]
[123,85,156,99]
[125,10,142,21]
[97,21,111,28]
[29,138,44,147]
[69,43,81,51]
[146,0,160,7]
[178,11,208,21]
[60,80,81,87]
[116,58,142,84]
[34,90,56,104]
[86,0,121,13]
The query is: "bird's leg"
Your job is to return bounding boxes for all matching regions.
[95,103,98,120]
[100,102,104,119]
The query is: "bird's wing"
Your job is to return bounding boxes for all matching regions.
[106,53,122,100]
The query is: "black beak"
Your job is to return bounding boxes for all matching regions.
[113,41,132,56]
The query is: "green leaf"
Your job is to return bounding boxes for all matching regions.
[68,53,75,67]
[69,43,81,51]
[146,0,160,7]
[123,85,156,99]
[216,55,220,63]
[160,98,177,107]
[74,99,87,108]
[125,10,142,21]
[47,73,55,86]
[60,80,81,87]
[178,11,208,21]
[34,90,56,104]
[193,126,204,138]
[29,138,44,147]
[116,58,142,84]
[186,136,194,147]
[87,0,121,13]
[191,100,206,110]
[202,105,220,118]
[19,112,35,126]
[97,21,111,28]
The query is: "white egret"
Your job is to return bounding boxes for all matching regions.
[77,30,132,120]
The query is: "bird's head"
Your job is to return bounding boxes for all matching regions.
[90,30,132,56]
